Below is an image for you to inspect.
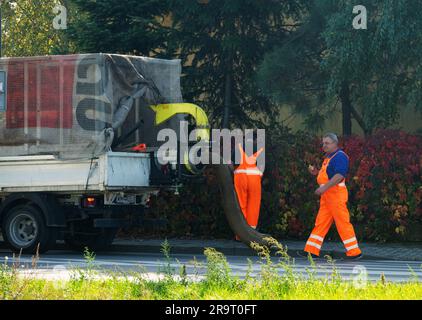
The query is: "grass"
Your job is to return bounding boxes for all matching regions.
[1,238,422,300]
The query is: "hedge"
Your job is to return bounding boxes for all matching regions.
[136,128,422,242]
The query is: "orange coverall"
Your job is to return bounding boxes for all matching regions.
[234,143,264,229]
[304,151,362,257]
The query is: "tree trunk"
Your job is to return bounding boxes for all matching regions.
[340,83,371,136]
[222,72,232,129]
[222,49,233,129]
[340,82,352,136]
[350,105,371,136]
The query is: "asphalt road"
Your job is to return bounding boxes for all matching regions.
[0,249,421,283]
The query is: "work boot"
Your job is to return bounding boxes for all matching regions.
[296,251,320,260]
[344,253,363,261]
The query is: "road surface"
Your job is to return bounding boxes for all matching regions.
[0,249,421,283]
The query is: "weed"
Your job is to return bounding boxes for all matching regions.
[159,239,175,279]
[1,244,422,300]
[203,248,233,289]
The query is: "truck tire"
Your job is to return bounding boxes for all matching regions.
[2,204,57,254]
[64,227,118,253]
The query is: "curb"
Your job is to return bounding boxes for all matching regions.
[109,242,258,257]
[1,239,419,261]
[108,240,390,261]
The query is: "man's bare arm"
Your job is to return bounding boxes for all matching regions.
[315,173,344,196]
[324,173,345,189]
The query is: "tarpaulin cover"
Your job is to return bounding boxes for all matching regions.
[0,53,183,159]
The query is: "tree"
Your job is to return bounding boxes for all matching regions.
[1,0,70,57]
[167,0,306,128]
[66,0,308,129]
[66,0,170,56]
[257,0,422,135]
[256,1,328,133]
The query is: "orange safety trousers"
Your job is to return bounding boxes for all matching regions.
[234,143,264,229]
[304,151,362,257]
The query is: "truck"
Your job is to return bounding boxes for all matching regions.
[0,53,270,254]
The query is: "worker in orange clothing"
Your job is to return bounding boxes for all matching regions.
[232,139,264,232]
[301,133,362,260]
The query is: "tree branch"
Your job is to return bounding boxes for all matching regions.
[350,105,368,135]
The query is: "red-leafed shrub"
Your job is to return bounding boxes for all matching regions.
[343,130,422,242]
[260,128,422,242]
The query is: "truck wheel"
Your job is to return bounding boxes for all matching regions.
[64,227,118,253]
[2,205,57,254]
